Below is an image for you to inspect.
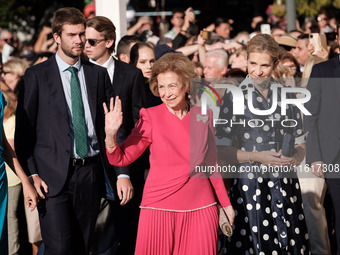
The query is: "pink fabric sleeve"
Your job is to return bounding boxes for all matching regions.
[106,108,152,167]
[206,110,231,207]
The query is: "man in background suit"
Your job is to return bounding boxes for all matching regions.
[85,16,147,255]
[15,8,122,254]
[304,25,340,255]
[116,35,141,64]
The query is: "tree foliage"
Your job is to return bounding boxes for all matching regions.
[0,0,83,40]
[296,0,332,17]
[271,0,340,18]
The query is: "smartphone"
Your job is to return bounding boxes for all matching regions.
[202,30,212,41]
[309,33,327,55]
[325,32,337,43]
[260,24,271,35]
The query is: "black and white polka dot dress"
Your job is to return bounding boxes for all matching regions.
[216,77,309,254]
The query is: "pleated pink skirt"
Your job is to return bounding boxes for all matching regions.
[134,204,219,255]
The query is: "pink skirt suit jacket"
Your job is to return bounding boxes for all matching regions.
[107,104,230,255]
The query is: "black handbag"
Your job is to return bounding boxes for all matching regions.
[281,133,296,157]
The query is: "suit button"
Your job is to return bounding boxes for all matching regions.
[67,133,71,137]
[66,150,70,154]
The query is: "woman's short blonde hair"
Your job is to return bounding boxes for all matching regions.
[149,53,198,97]
[3,57,29,77]
[247,34,280,64]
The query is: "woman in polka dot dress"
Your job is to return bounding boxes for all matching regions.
[216,34,309,254]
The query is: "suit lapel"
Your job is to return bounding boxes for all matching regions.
[83,62,98,124]
[47,56,68,120]
[112,59,125,96]
[332,57,340,78]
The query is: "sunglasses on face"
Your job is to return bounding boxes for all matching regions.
[317,17,327,22]
[86,38,105,47]
[3,38,13,43]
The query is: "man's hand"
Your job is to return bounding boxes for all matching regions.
[311,161,325,178]
[117,177,134,206]
[184,7,195,24]
[31,175,48,199]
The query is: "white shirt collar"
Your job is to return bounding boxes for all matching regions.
[56,51,81,72]
[90,56,115,83]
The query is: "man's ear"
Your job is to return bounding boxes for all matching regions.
[119,54,130,63]
[106,39,114,49]
[53,33,60,45]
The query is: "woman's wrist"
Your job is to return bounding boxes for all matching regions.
[247,151,260,164]
[105,132,118,149]
[21,178,31,187]
[105,138,117,149]
[248,152,254,164]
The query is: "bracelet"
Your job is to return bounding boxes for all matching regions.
[248,152,254,164]
[180,30,187,33]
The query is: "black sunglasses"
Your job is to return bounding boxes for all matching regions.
[86,38,105,47]
[3,38,13,43]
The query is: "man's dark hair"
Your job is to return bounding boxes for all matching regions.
[214,17,229,28]
[116,35,141,60]
[171,8,184,17]
[52,7,86,36]
[297,34,309,40]
[297,34,310,47]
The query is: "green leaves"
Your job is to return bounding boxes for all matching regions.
[296,0,331,17]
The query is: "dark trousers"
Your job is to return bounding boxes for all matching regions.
[38,159,103,255]
[114,179,144,255]
[91,198,119,255]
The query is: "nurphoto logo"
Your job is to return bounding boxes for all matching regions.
[200,83,311,116]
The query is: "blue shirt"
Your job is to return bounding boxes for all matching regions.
[55,52,99,158]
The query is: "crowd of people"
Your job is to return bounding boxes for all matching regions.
[0,3,339,255]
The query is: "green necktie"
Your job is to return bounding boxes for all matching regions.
[67,66,88,159]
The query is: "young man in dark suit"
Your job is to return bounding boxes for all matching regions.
[85,16,147,255]
[304,25,340,255]
[15,7,122,254]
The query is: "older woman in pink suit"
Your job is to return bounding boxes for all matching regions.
[104,53,234,255]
